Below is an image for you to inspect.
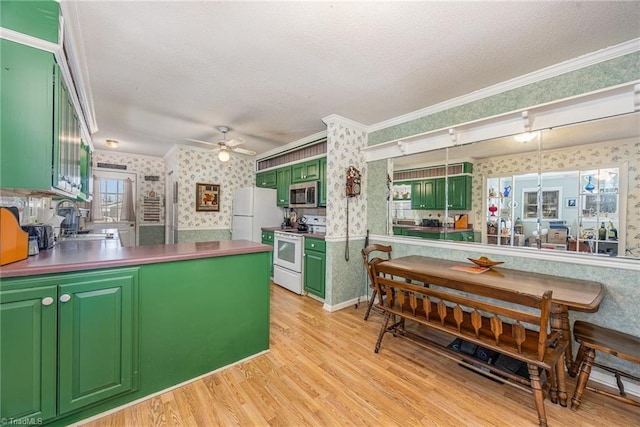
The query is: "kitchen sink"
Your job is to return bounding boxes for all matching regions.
[59,232,117,241]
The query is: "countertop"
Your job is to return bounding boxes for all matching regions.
[261,226,326,240]
[0,239,272,279]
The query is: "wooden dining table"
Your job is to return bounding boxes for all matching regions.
[375,255,605,371]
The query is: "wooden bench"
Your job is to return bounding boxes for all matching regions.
[371,261,569,427]
[569,320,640,409]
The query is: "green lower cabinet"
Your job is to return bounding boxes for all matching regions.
[0,269,138,423]
[304,238,326,298]
[57,271,137,414]
[0,286,57,423]
[261,230,275,277]
[405,229,441,239]
[392,226,407,236]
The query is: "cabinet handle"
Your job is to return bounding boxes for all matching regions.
[59,294,71,303]
[42,297,54,306]
[311,243,315,247]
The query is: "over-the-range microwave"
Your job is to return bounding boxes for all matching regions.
[289,181,318,208]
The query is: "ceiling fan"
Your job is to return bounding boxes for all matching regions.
[187,126,256,162]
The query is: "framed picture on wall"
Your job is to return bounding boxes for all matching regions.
[565,197,577,208]
[196,183,220,212]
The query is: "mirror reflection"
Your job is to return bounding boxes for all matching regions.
[390,112,639,259]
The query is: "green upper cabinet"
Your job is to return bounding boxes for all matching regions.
[410,176,472,210]
[411,180,436,209]
[319,157,327,207]
[256,170,277,188]
[446,175,472,210]
[0,40,56,192]
[276,167,291,206]
[292,159,320,183]
[0,285,57,423]
[57,270,138,414]
[0,1,60,43]
[0,39,90,199]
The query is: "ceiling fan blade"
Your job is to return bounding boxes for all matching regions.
[186,138,222,152]
[225,137,245,147]
[232,147,256,156]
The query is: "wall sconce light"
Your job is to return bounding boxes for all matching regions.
[218,149,230,162]
[106,139,120,149]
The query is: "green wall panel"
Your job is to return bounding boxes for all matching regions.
[176,228,230,242]
[139,225,165,245]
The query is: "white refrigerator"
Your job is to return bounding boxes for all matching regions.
[232,187,283,242]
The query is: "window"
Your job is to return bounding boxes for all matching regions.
[522,189,560,220]
[98,178,125,221]
[92,171,136,222]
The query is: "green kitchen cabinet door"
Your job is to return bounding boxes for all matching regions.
[292,159,320,183]
[447,175,472,210]
[434,178,446,209]
[304,250,326,298]
[0,286,57,423]
[0,40,55,191]
[319,157,327,206]
[57,270,138,415]
[261,230,275,277]
[276,167,292,206]
[256,170,277,188]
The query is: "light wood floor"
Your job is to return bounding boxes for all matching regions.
[83,283,639,426]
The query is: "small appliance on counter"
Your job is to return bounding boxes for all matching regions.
[454,214,469,229]
[422,218,441,227]
[297,216,309,232]
[21,223,56,250]
[0,207,28,266]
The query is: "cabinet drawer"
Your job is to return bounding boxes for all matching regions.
[304,237,325,252]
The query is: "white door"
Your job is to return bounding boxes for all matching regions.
[232,215,253,241]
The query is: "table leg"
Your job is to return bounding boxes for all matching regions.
[550,303,573,372]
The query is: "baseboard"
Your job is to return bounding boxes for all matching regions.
[589,368,640,398]
[323,294,369,312]
[74,350,270,426]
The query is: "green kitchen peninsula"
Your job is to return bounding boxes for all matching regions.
[0,240,272,426]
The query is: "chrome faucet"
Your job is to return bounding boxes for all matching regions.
[56,198,81,236]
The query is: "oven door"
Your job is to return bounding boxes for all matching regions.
[273,232,302,272]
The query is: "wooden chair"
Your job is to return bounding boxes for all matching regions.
[569,321,640,409]
[361,244,392,320]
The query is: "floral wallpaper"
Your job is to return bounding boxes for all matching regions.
[174,147,254,230]
[93,150,166,224]
[472,138,640,251]
[325,118,368,237]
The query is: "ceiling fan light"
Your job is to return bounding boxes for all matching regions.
[514,132,538,143]
[218,149,230,162]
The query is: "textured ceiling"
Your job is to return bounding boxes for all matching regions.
[69,1,640,158]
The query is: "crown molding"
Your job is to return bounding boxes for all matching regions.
[322,114,367,131]
[368,38,640,133]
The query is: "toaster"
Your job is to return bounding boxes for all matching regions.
[21,223,55,250]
